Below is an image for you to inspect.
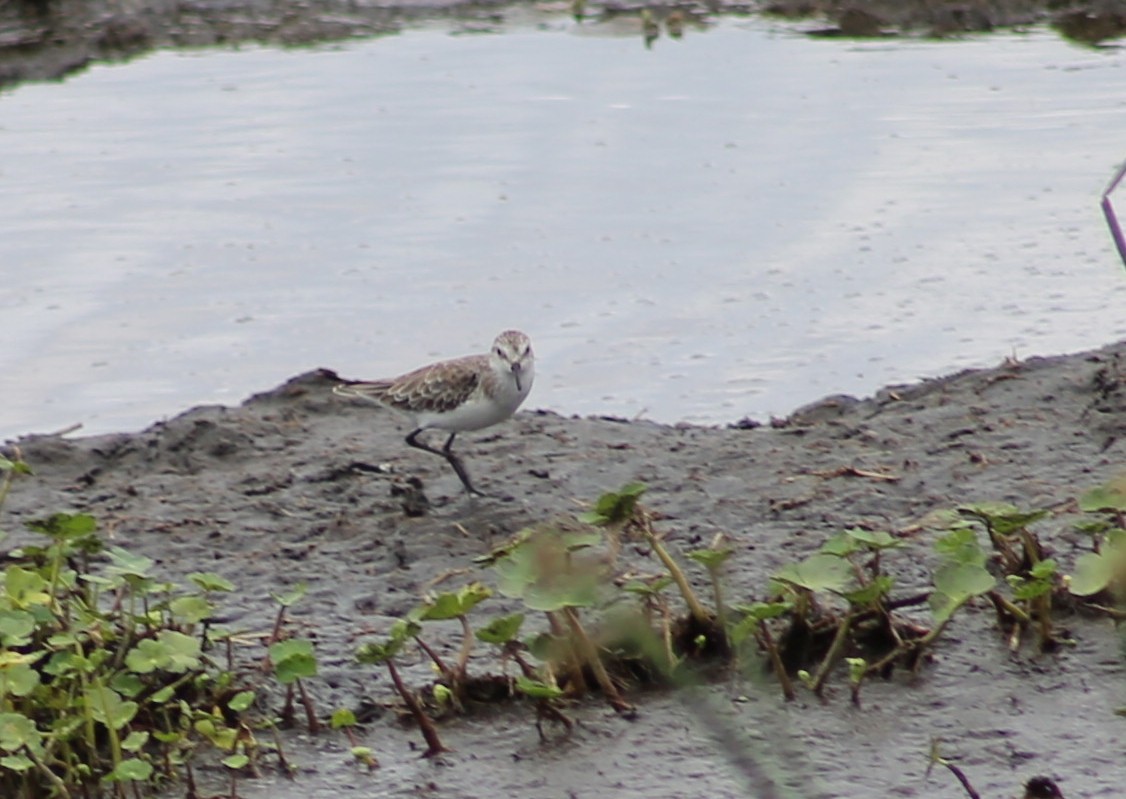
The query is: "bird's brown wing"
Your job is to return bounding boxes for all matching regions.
[335,354,483,415]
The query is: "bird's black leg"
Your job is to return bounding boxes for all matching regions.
[440,433,485,497]
[405,429,444,458]
[405,430,484,496]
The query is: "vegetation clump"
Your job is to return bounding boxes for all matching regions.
[0,450,322,799]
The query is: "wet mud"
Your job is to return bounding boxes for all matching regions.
[3,340,1125,797]
[3,0,1126,90]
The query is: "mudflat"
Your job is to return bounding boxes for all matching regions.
[3,340,1124,797]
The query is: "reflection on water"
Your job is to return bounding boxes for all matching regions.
[2,15,1125,438]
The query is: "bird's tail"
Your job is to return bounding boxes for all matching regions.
[332,380,392,401]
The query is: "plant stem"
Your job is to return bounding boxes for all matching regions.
[26,748,71,799]
[383,659,448,758]
[637,520,710,625]
[295,678,321,734]
[658,596,677,673]
[412,636,452,680]
[510,651,574,738]
[988,591,1031,624]
[756,622,795,701]
[809,614,852,696]
[455,615,474,682]
[707,566,727,635]
[546,611,588,694]
[562,607,634,714]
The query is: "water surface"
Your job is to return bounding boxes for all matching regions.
[2,15,1125,438]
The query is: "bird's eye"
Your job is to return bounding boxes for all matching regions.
[495,347,505,358]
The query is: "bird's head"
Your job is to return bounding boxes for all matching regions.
[491,330,535,393]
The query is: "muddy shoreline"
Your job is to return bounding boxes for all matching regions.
[3,0,1126,90]
[2,340,1124,797]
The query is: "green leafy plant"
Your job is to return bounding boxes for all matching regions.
[475,613,573,739]
[0,460,324,798]
[580,483,713,629]
[356,620,449,758]
[956,503,1065,650]
[1066,476,1126,616]
[413,582,493,700]
[493,526,633,714]
[330,708,378,770]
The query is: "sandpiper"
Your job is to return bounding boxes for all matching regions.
[334,330,535,496]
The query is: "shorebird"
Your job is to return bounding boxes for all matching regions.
[333,330,535,496]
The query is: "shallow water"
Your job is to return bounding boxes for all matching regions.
[3,12,1126,439]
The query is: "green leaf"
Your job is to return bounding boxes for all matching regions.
[194,716,237,749]
[1008,575,1051,602]
[580,482,648,526]
[843,527,902,551]
[933,562,995,601]
[0,610,36,646]
[106,757,153,782]
[1029,558,1057,580]
[958,504,1048,536]
[494,533,603,611]
[110,672,145,699]
[772,554,853,593]
[389,619,422,643]
[84,687,138,730]
[687,548,734,569]
[432,685,453,706]
[331,708,357,729]
[356,640,400,665]
[931,562,995,624]
[221,753,249,770]
[934,527,987,568]
[514,675,564,700]
[125,639,168,675]
[0,456,32,475]
[128,630,201,675]
[1078,476,1126,513]
[105,546,153,579]
[3,566,51,608]
[0,753,34,772]
[270,639,317,684]
[187,572,236,592]
[25,512,97,540]
[842,574,894,607]
[475,613,525,645]
[0,712,40,752]
[169,595,214,625]
[819,531,861,557]
[228,691,256,712]
[417,582,493,621]
[271,582,308,608]
[161,631,202,673]
[120,731,150,752]
[350,746,375,762]
[1069,551,1116,597]
[0,663,41,698]
[44,650,88,678]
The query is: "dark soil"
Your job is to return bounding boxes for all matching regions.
[3,340,1125,797]
[4,0,1126,90]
